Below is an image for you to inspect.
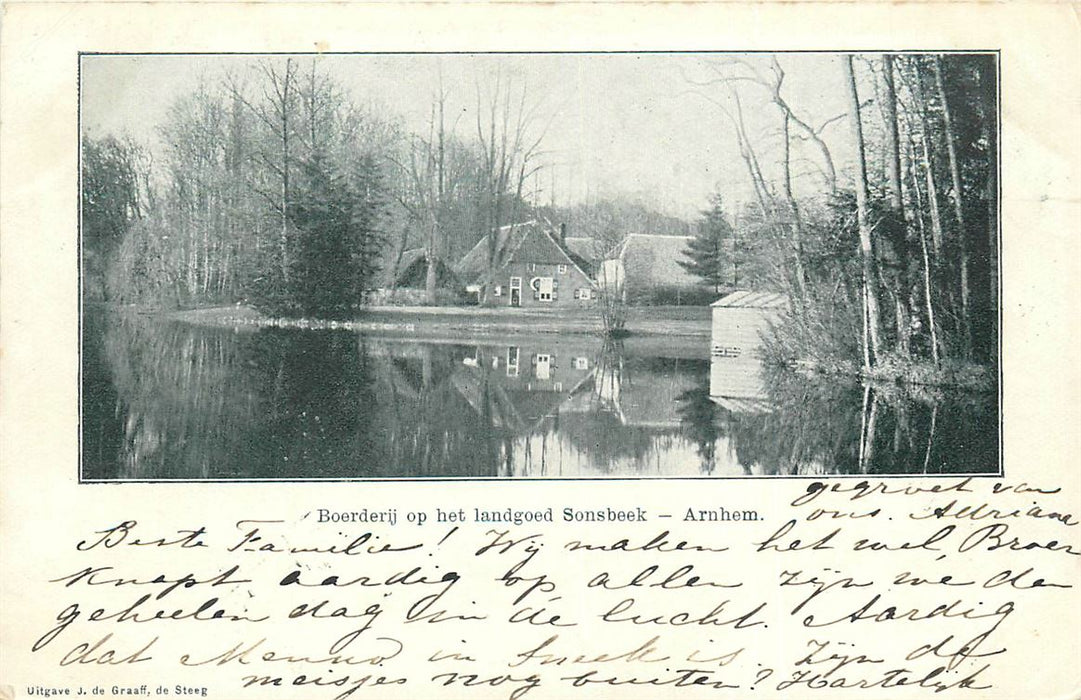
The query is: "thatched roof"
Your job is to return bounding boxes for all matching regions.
[454,221,592,286]
[393,248,458,288]
[617,234,700,289]
[564,236,605,264]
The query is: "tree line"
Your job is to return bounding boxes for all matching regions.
[82,58,565,315]
[676,53,997,372]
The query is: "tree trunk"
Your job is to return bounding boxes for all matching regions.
[780,112,808,298]
[933,57,973,357]
[977,59,999,363]
[425,221,438,304]
[882,56,905,212]
[279,59,294,285]
[907,137,942,366]
[767,56,838,192]
[907,59,945,259]
[842,55,883,369]
[881,54,910,356]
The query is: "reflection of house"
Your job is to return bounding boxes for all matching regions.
[453,221,597,307]
[442,340,706,442]
[709,291,787,413]
[601,234,706,303]
[452,341,597,432]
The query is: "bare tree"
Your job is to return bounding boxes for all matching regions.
[227,58,299,285]
[700,56,839,192]
[933,56,973,357]
[474,70,547,302]
[878,54,912,356]
[393,78,453,303]
[842,55,884,370]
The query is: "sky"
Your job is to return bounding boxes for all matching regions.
[80,52,858,220]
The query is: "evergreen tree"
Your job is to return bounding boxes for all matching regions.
[271,149,386,318]
[680,193,735,293]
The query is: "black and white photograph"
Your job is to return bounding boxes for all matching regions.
[79,51,1001,480]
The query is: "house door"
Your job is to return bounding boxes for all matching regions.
[509,277,522,307]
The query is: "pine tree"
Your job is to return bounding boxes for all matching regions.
[679,193,735,293]
[276,149,386,319]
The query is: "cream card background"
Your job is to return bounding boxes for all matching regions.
[1,2,1079,699]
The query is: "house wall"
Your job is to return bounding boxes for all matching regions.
[490,261,596,308]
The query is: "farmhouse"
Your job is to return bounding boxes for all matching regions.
[454,221,597,307]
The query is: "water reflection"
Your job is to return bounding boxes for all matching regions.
[82,309,998,479]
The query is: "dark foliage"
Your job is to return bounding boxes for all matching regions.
[679,193,736,293]
[251,152,387,318]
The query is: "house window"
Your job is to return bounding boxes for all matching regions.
[506,346,520,377]
[538,277,554,302]
[558,264,567,274]
[529,263,536,272]
[493,285,502,297]
[573,357,589,370]
[554,382,563,392]
[535,353,551,380]
[577,288,591,300]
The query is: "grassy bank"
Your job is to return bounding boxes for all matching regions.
[162,303,712,339]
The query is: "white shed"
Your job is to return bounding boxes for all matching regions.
[709,291,788,411]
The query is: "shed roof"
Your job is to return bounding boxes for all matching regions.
[397,247,427,271]
[711,291,788,309]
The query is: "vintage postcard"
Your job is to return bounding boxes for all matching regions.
[1,2,1078,699]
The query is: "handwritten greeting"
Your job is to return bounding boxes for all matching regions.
[24,478,1079,699]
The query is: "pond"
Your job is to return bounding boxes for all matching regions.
[81,309,1000,480]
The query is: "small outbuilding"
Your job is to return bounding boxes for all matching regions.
[392,248,459,289]
[710,291,788,355]
[709,290,788,411]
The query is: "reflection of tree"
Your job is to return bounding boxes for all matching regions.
[82,309,130,478]
[557,406,656,468]
[90,313,504,478]
[92,311,262,479]
[715,365,997,475]
[241,329,383,476]
[676,384,721,474]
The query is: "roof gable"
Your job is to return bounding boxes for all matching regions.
[505,226,578,267]
[454,221,594,285]
[453,222,527,281]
